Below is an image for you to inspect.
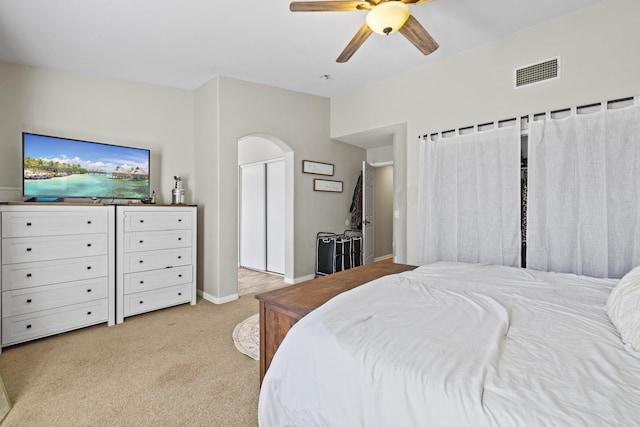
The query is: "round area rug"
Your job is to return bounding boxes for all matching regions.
[232,313,260,360]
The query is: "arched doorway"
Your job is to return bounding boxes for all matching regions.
[237,134,294,286]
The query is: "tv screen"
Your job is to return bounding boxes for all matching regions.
[23,133,150,200]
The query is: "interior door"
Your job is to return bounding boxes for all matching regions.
[240,163,266,271]
[362,161,375,265]
[266,160,285,274]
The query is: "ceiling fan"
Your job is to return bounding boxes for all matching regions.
[289,0,439,63]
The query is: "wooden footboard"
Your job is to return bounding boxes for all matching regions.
[256,262,416,384]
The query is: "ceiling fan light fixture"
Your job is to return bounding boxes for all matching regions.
[366,1,410,35]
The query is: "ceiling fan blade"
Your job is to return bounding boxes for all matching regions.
[290,1,370,12]
[399,15,439,55]
[336,24,373,63]
[400,0,434,5]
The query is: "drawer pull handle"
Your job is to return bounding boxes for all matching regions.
[26,299,32,303]
[87,220,92,224]
[178,256,182,259]
[87,266,92,270]
[139,240,144,244]
[178,292,182,296]
[139,260,144,264]
[87,243,92,247]
[178,237,182,241]
[139,219,144,223]
[26,248,32,252]
[178,274,182,278]
[139,280,144,284]
[26,324,32,329]
[178,219,182,222]
[87,289,92,293]
[87,311,92,315]
[26,273,32,278]
[26,222,32,226]
[139,300,144,304]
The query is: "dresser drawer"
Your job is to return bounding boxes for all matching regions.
[123,211,193,232]
[122,247,192,273]
[3,277,108,317]
[122,230,192,253]
[2,299,109,346]
[123,265,192,294]
[2,234,108,264]
[1,256,108,291]
[2,211,107,237]
[122,283,192,317]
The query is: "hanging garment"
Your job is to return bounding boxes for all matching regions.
[521,168,527,244]
[350,173,363,229]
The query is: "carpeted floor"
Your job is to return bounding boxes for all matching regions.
[0,295,261,427]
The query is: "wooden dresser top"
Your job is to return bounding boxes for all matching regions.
[255,262,417,318]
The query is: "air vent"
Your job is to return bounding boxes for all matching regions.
[515,57,560,88]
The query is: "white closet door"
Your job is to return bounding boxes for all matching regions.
[266,160,285,274]
[240,164,266,271]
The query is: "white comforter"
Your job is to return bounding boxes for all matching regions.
[258,262,640,426]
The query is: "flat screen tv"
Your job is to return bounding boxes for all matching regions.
[23,132,150,201]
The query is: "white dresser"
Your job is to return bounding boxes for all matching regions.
[116,205,197,324]
[0,204,115,349]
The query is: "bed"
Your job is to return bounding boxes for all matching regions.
[258,262,640,426]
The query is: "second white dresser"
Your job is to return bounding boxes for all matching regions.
[115,205,197,324]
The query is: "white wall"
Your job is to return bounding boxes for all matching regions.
[330,0,640,266]
[0,63,195,205]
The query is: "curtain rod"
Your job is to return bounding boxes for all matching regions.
[420,96,636,141]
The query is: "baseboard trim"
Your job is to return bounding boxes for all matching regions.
[375,255,393,262]
[200,273,324,301]
[288,274,315,284]
[198,289,238,305]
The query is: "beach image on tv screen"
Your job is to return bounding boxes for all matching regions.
[23,134,150,199]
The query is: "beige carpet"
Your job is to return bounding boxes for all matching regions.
[0,295,260,427]
[232,314,260,361]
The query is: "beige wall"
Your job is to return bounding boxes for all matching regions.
[0,63,195,205]
[193,78,220,301]
[238,136,285,166]
[4,0,630,300]
[0,65,365,303]
[195,76,365,301]
[367,145,394,164]
[330,0,640,265]
[374,165,393,259]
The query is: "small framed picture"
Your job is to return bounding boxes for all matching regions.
[314,179,343,193]
[303,160,334,176]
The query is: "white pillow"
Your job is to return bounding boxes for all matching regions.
[607,266,640,355]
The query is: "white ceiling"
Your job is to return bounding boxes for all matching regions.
[0,0,600,100]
